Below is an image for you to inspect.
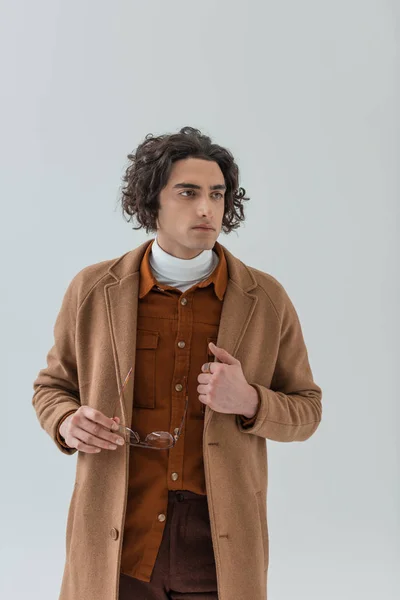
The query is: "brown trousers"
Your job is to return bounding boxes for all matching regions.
[119,490,219,600]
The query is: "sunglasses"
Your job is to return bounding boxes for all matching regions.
[115,366,189,450]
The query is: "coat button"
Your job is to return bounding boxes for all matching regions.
[110,527,119,540]
[177,341,185,349]
[175,383,183,392]
[180,297,187,305]
[158,514,166,522]
[171,472,179,481]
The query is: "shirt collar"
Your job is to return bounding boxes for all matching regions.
[139,238,228,301]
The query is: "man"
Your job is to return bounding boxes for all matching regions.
[32,126,322,600]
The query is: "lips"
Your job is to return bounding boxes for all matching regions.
[193,226,214,230]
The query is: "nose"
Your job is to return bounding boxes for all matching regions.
[196,196,214,218]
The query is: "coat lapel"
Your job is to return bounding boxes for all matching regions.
[205,279,258,428]
[104,273,140,427]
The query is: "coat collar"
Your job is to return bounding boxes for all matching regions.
[107,238,258,293]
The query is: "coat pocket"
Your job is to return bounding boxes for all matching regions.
[255,490,269,572]
[133,330,159,409]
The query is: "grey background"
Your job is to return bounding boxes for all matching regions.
[1,0,398,598]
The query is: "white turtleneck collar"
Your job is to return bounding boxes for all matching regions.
[148,236,219,292]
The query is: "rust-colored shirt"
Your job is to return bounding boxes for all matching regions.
[57,239,259,582]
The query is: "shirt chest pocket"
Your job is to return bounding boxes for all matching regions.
[133,330,159,409]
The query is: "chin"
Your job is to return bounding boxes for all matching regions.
[189,237,215,248]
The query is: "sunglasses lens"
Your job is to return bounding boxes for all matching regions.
[145,431,174,449]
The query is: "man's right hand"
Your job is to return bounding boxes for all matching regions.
[59,407,125,453]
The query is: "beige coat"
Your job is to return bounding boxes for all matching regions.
[32,239,322,600]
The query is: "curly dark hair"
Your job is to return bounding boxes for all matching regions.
[118,126,250,234]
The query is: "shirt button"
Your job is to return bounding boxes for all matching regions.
[180,298,187,305]
[110,528,119,540]
[175,383,183,392]
[171,472,179,481]
[177,341,185,349]
[158,514,166,522]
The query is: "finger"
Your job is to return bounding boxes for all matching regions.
[77,416,125,447]
[197,373,212,384]
[67,436,103,454]
[197,384,210,396]
[209,345,240,365]
[80,406,120,432]
[73,428,119,451]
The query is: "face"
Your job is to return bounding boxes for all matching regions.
[155,157,226,259]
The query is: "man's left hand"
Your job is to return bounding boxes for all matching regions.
[197,342,259,418]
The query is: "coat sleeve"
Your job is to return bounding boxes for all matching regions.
[32,276,81,455]
[236,286,322,442]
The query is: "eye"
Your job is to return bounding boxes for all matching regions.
[179,190,224,199]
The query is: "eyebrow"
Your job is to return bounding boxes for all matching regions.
[172,182,226,191]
